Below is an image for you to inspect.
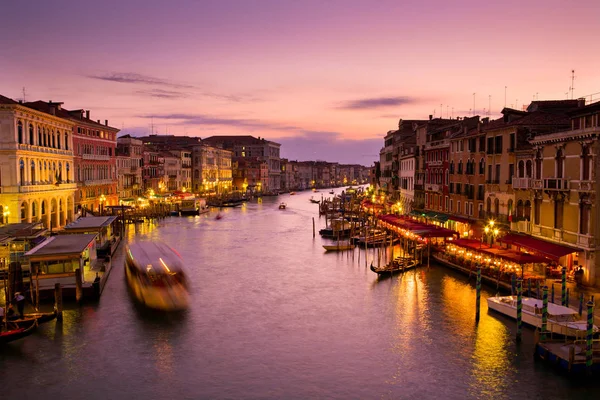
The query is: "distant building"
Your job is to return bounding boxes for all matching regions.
[116,135,143,201]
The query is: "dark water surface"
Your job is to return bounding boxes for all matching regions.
[1,190,598,399]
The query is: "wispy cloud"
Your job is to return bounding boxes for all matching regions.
[88,72,194,89]
[337,96,418,110]
[135,88,188,100]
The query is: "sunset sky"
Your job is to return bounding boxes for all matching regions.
[2,0,599,165]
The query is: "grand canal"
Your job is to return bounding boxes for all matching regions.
[1,189,598,399]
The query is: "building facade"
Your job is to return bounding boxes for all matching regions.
[0,95,76,228]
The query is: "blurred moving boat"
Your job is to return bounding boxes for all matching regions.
[486,296,599,338]
[279,203,287,209]
[125,242,189,311]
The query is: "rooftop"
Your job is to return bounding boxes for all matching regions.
[25,234,97,258]
[63,216,118,230]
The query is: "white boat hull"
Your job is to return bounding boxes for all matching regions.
[486,296,597,338]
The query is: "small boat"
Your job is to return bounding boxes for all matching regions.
[329,190,335,195]
[279,203,287,210]
[215,213,223,220]
[309,197,320,204]
[486,296,599,338]
[6,309,58,328]
[323,240,354,251]
[0,320,37,344]
[370,257,418,275]
[290,192,296,195]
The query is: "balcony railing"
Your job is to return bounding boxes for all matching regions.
[428,160,443,166]
[84,179,115,186]
[512,177,531,190]
[82,154,111,161]
[544,178,569,191]
[16,144,73,156]
[2,182,78,193]
[531,179,543,190]
[578,180,594,192]
[426,184,441,192]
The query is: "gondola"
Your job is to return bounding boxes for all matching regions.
[370,258,418,276]
[6,309,58,328]
[0,320,37,344]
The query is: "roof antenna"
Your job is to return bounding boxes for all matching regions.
[570,69,575,99]
[22,87,27,102]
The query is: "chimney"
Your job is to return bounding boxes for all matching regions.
[80,110,84,119]
[105,119,108,126]
[577,97,586,108]
[97,120,100,124]
[428,115,432,120]
[86,110,90,119]
[482,117,489,124]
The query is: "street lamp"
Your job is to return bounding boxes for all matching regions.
[2,210,10,225]
[99,194,106,215]
[482,219,500,246]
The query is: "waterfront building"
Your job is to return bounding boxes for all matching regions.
[447,116,485,236]
[202,135,281,193]
[280,159,297,192]
[424,118,456,215]
[191,143,233,195]
[116,135,143,201]
[162,151,181,192]
[483,100,578,227]
[232,157,267,193]
[170,149,192,193]
[413,123,427,210]
[526,99,599,285]
[0,95,76,228]
[67,109,119,213]
[379,130,395,198]
[295,161,314,190]
[142,147,163,195]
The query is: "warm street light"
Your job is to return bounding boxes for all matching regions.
[99,194,106,214]
[482,219,500,247]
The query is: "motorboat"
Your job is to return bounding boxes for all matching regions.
[125,242,189,311]
[486,295,599,338]
[279,203,287,210]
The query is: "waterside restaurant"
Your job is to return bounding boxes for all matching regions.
[62,216,121,258]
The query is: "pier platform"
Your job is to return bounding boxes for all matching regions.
[535,338,600,375]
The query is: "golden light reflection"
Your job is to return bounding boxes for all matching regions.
[440,278,513,397]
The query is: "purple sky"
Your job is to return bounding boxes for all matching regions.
[2,0,599,165]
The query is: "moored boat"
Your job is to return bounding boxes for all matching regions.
[279,202,287,209]
[0,320,37,344]
[6,309,58,328]
[323,240,354,251]
[370,257,418,275]
[125,242,189,311]
[486,296,599,338]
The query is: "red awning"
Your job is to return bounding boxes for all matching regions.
[498,233,580,261]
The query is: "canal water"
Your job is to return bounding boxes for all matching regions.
[1,190,598,399]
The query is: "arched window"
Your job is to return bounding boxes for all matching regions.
[516,200,524,219]
[494,198,500,216]
[556,148,564,178]
[20,202,26,221]
[38,127,42,146]
[479,158,485,175]
[43,128,47,147]
[17,121,23,144]
[524,200,531,221]
[535,150,543,179]
[582,145,591,181]
[445,169,449,185]
[507,199,513,218]
[518,160,525,178]
[57,131,61,149]
[66,163,70,183]
[29,124,34,144]
[450,161,454,174]
[19,159,25,186]
[458,160,463,174]
[32,201,37,219]
[486,197,492,214]
[525,160,532,178]
[64,133,69,150]
[51,131,56,148]
[30,160,35,184]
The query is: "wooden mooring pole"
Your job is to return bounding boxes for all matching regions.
[312,217,315,238]
[75,268,83,303]
[516,278,523,342]
[475,265,482,322]
[54,283,63,322]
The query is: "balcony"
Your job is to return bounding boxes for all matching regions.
[82,154,111,161]
[578,180,594,192]
[510,220,531,234]
[426,184,441,192]
[16,144,73,157]
[577,234,595,248]
[1,182,78,194]
[544,178,569,191]
[531,179,543,190]
[84,179,115,186]
[428,160,443,166]
[512,177,531,190]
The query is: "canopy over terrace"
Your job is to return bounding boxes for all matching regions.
[451,238,548,265]
[378,214,457,239]
[498,233,580,262]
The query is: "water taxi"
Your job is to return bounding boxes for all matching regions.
[279,202,287,210]
[125,242,189,311]
[487,295,599,338]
